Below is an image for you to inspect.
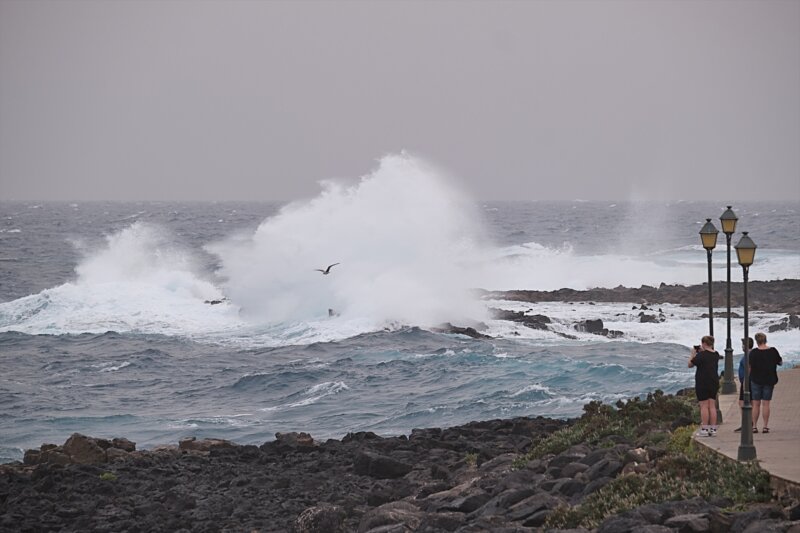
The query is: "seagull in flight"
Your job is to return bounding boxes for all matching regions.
[315,263,340,275]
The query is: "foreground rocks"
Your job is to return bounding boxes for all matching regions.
[22,434,137,466]
[2,414,798,532]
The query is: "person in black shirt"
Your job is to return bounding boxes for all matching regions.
[749,332,782,434]
[688,335,722,437]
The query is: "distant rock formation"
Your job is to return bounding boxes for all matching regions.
[479,279,800,315]
[768,314,800,332]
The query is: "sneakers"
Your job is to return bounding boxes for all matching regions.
[696,428,717,437]
[734,426,742,432]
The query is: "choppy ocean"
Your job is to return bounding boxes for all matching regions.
[1,157,799,463]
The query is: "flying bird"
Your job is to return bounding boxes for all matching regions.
[315,263,340,275]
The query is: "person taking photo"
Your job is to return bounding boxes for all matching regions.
[688,335,722,437]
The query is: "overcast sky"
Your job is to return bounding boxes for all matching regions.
[1,0,798,202]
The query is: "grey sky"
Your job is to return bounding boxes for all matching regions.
[1,0,798,202]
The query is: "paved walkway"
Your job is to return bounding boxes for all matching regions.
[695,367,800,489]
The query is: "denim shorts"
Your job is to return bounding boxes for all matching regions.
[750,381,775,401]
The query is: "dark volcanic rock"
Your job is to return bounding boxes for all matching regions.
[561,462,589,478]
[111,437,136,452]
[480,279,800,315]
[178,437,236,453]
[474,487,538,517]
[790,503,800,521]
[0,416,568,532]
[354,451,414,479]
[358,501,424,532]
[23,434,140,466]
[105,448,131,462]
[573,318,624,338]
[490,308,552,330]
[663,513,710,531]
[22,449,40,465]
[768,314,800,332]
[62,433,107,464]
[441,488,491,513]
[2,410,795,533]
[274,431,316,448]
[342,431,380,443]
[586,458,623,480]
[295,504,346,533]
[506,492,562,522]
[575,318,605,334]
[432,323,492,339]
[554,478,586,497]
[40,449,71,465]
[639,312,665,323]
[597,515,650,532]
[583,476,613,496]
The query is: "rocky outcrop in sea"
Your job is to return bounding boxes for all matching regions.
[480,279,800,315]
[471,279,800,341]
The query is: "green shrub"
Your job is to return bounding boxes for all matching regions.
[512,391,771,529]
[666,425,697,457]
[513,391,695,467]
[464,452,478,467]
[544,439,771,529]
[640,430,670,447]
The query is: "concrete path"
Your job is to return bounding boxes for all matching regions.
[695,367,800,489]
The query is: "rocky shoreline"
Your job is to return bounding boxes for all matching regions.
[452,279,800,340]
[2,392,798,532]
[480,279,800,315]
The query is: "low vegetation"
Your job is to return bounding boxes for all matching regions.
[545,425,771,529]
[512,391,772,529]
[513,390,697,466]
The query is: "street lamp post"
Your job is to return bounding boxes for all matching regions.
[700,218,722,423]
[736,232,757,461]
[699,219,719,336]
[719,207,738,394]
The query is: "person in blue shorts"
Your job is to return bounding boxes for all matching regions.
[734,337,754,432]
[749,332,782,434]
[688,335,721,437]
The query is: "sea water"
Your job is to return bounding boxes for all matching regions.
[1,155,799,463]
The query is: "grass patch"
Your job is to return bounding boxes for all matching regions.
[513,390,695,468]
[665,425,696,457]
[544,431,771,529]
[511,390,771,529]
